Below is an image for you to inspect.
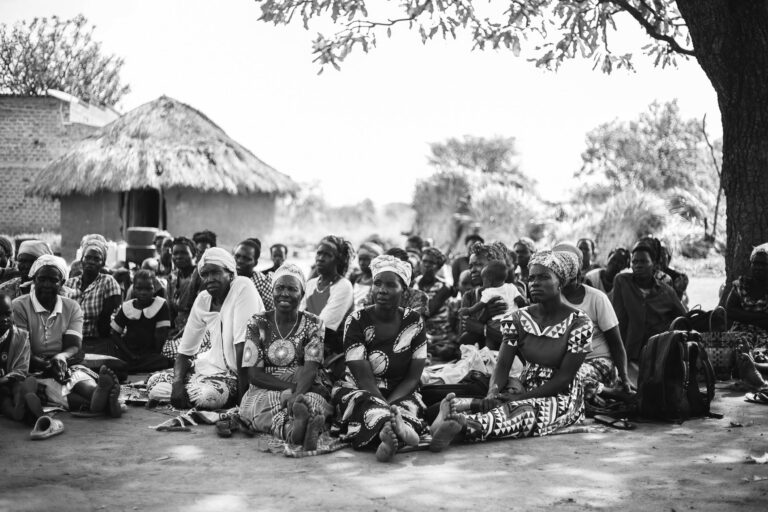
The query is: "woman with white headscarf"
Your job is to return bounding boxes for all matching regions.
[0,240,53,300]
[234,263,331,449]
[146,248,264,410]
[429,250,594,451]
[332,255,429,463]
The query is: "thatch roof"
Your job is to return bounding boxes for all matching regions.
[28,96,298,197]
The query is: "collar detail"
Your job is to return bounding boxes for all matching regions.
[123,297,165,320]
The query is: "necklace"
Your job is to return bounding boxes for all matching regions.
[316,274,337,293]
[274,311,300,339]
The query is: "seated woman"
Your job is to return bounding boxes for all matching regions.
[238,264,331,449]
[0,240,53,300]
[584,247,630,298]
[612,241,686,380]
[414,247,454,355]
[301,235,355,354]
[0,292,44,422]
[554,243,633,405]
[429,250,593,450]
[332,255,429,462]
[110,270,172,373]
[163,237,199,359]
[234,238,274,311]
[146,248,264,410]
[11,256,121,416]
[63,235,122,359]
[350,242,383,311]
[362,248,428,316]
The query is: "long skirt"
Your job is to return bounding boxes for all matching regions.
[577,356,619,404]
[146,368,237,410]
[462,363,585,442]
[239,387,331,440]
[332,386,428,449]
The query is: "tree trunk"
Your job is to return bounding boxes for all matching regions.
[676,0,768,287]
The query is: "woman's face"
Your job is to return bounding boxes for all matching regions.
[358,253,372,273]
[372,271,404,309]
[514,244,532,268]
[469,253,489,286]
[81,248,104,275]
[631,250,654,280]
[33,266,63,304]
[234,244,257,277]
[528,264,560,303]
[172,244,194,271]
[314,243,338,276]
[271,246,286,267]
[199,263,232,298]
[420,254,440,279]
[578,241,592,266]
[0,295,12,335]
[16,254,37,279]
[751,253,768,281]
[273,275,303,313]
[0,246,7,269]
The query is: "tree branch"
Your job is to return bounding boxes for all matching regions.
[600,0,695,56]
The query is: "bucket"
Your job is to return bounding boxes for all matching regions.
[126,227,159,246]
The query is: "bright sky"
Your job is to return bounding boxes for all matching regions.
[1,0,721,206]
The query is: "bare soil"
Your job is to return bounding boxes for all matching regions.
[1,383,767,512]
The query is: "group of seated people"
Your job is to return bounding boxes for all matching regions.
[1,229,767,461]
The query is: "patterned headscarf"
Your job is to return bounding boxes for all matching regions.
[552,243,584,271]
[80,234,109,261]
[17,240,52,259]
[371,254,412,287]
[273,263,307,293]
[470,242,505,262]
[751,243,768,262]
[319,235,355,275]
[29,255,69,280]
[421,247,446,267]
[197,247,236,274]
[515,237,537,254]
[358,242,384,259]
[529,250,580,285]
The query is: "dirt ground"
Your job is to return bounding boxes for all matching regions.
[1,382,766,512]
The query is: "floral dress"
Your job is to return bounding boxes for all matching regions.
[730,276,768,348]
[461,308,593,441]
[332,307,428,449]
[238,311,329,439]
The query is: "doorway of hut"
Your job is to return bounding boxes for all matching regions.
[122,188,166,233]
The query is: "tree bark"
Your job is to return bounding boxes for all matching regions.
[676,0,768,287]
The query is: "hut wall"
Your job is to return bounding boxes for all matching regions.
[60,193,122,260]
[164,188,276,249]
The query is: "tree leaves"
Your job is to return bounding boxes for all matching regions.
[0,14,129,106]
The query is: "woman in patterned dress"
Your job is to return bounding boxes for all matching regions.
[238,264,332,449]
[414,247,453,354]
[430,249,593,450]
[332,255,429,462]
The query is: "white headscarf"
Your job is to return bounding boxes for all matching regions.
[273,263,306,292]
[29,255,69,281]
[197,247,236,274]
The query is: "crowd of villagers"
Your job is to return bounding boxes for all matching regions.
[1,227,768,460]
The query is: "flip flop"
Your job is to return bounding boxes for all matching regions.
[745,391,768,405]
[30,416,65,440]
[592,414,636,431]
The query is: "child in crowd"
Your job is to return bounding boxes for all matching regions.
[0,292,44,422]
[110,270,171,373]
[448,269,474,336]
[458,261,527,345]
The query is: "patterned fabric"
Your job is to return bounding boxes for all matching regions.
[577,356,619,404]
[146,368,237,410]
[730,276,768,348]
[166,269,195,336]
[161,328,211,361]
[362,287,428,317]
[414,276,452,345]
[64,273,121,338]
[529,250,580,285]
[460,307,593,442]
[250,271,274,311]
[370,255,412,286]
[239,389,330,440]
[240,311,325,373]
[273,263,306,292]
[0,277,30,301]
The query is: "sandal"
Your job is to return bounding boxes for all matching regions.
[745,390,768,405]
[150,417,192,432]
[30,415,65,440]
[593,414,637,430]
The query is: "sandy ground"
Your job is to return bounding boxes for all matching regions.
[1,382,767,512]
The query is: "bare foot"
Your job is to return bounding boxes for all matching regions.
[429,395,465,453]
[290,395,310,445]
[107,370,123,418]
[737,353,768,391]
[375,421,399,462]
[24,393,44,419]
[302,414,325,451]
[90,365,115,413]
[388,406,419,447]
[430,392,456,436]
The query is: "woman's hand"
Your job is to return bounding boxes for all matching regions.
[478,384,502,413]
[170,381,191,409]
[484,296,508,319]
[50,355,69,383]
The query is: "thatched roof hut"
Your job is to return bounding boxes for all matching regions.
[28,96,298,259]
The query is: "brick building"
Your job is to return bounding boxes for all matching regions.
[0,91,118,234]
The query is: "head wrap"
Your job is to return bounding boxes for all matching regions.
[319,235,355,275]
[529,250,580,285]
[0,236,13,262]
[421,247,446,268]
[514,237,537,254]
[552,243,584,271]
[80,234,108,261]
[273,263,307,293]
[358,242,384,259]
[371,254,412,287]
[607,247,631,269]
[197,247,236,274]
[29,255,68,280]
[751,243,768,262]
[17,240,53,259]
[632,240,659,263]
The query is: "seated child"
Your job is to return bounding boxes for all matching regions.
[448,269,474,336]
[458,261,527,346]
[0,292,44,422]
[110,270,171,373]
